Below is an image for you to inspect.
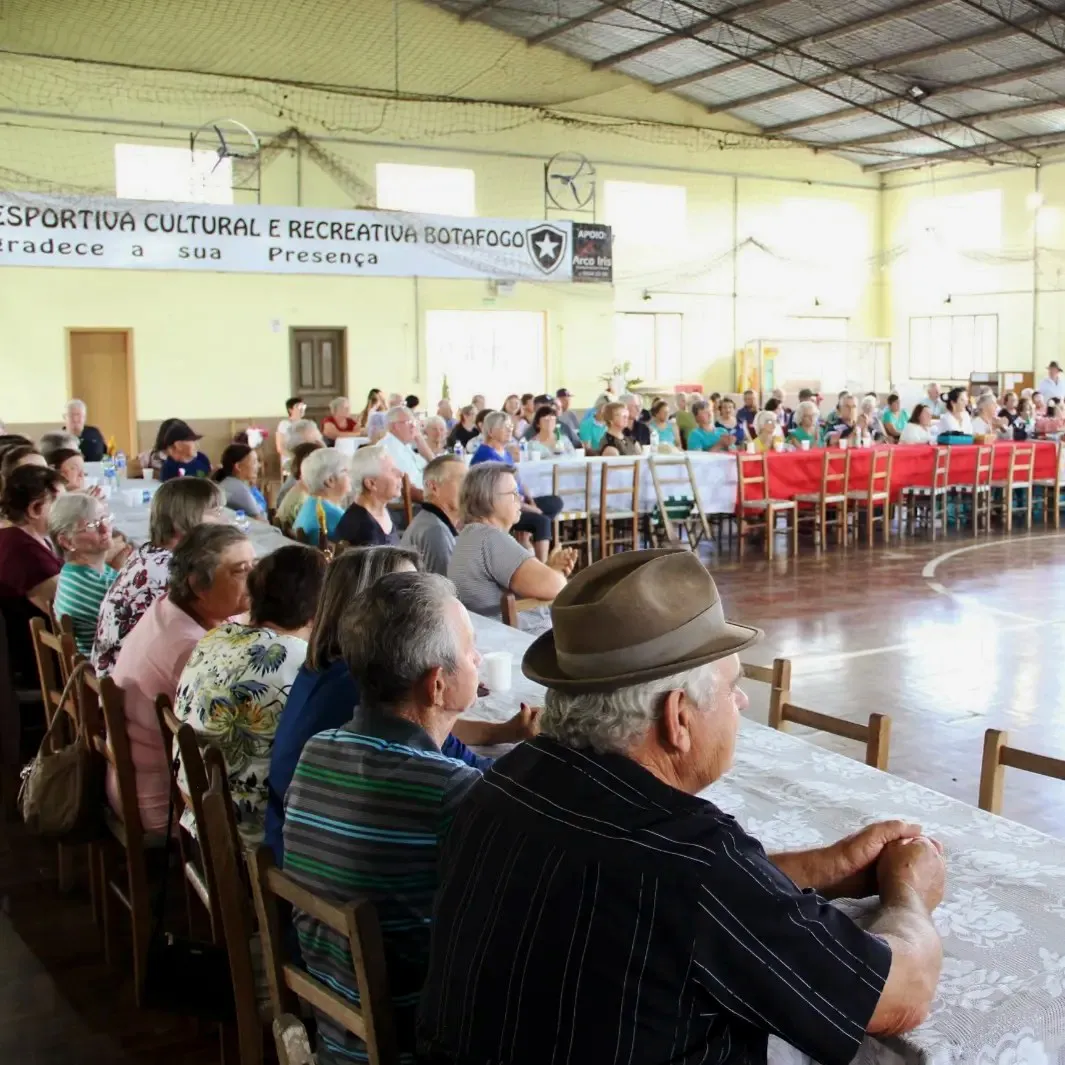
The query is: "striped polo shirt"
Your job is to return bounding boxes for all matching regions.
[418,736,893,1065]
[282,707,481,1065]
[54,561,118,657]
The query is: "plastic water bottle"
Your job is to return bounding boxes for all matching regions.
[554,425,563,453]
[114,451,127,484]
[453,443,464,460]
[649,428,660,454]
[518,439,528,463]
[102,456,117,495]
[234,509,250,532]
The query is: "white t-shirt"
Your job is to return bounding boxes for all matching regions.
[1039,375,1065,402]
[937,410,972,436]
[899,422,930,445]
[379,429,425,489]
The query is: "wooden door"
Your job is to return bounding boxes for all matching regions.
[67,330,135,455]
[290,329,346,423]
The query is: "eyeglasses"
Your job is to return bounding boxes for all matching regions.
[496,490,522,501]
[83,514,113,533]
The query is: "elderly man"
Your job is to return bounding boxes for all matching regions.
[284,571,483,1065]
[401,454,465,575]
[472,393,486,412]
[1039,360,1065,403]
[737,388,760,438]
[377,405,434,502]
[555,388,580,437]
[62,399,107,461]
[823,393,871,446]
[419,549,945,1065]
[926,382,946,416]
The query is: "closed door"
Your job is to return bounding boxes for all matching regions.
[290,329,346,422]
[68,330,135,455]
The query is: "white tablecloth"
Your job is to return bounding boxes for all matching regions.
[515,452,737,514]
[467,614,1065,1065]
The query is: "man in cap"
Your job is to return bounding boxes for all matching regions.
[418,549,945,1065]
[554,387,580,438]
[159,422,211,481]
[522,393,580,449]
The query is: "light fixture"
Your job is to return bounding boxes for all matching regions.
[944,294,952,305]
[907,84,930,101]
[1027,190,1045,210]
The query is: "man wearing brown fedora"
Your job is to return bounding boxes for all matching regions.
[419,549,945,1065]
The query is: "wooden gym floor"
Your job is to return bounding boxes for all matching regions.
[1,522,1064,1061]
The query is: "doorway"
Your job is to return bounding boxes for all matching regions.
[290,328,347,423]
[67,330,136,455]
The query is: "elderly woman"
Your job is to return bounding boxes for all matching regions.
[436,399,456,429]
[48,447,88,491]
[321,396,360,442]
[292,447,352,542]
[937,387,972,438]
[528,404,570,459]
[595,401,641,457]
[972,393,1008,437]
[0,466,63,682]
[175,544,326,846]
[446,404,479,452]
[263,545,540,862]
[276,415,321,480]
[881,394,909,442]
[899,403,933,445]
[275,441,323,533]
[110,525,255,834]
[92,478,226,677]
[423,415,449,457]
[859,395,885,441]
[213,442,267,519]
[786,400,820,447]
[334,444,403,547]
[648,399,676,448]
[751,410,782,453]
[2,444,47,484]
[715,396,746,445]
[686,400,730,452]
[50,492,129,656]
[470,412,564,562]
[578,393,612,452]
[449,462,575,632]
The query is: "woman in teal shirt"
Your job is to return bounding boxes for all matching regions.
[685,399,731,452]
[292,447,352,542]
[579,393,612,451]
[881,393,909,442]
[648,400,677,447]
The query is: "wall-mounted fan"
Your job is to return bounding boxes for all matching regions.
[545,151,596,211]
[190,119,263,200]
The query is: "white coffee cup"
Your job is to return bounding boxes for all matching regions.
[800,440,811,451]
[573,448,586,459]
[141,469,154,482]
[773,440,784,453]
[481,651,513,692]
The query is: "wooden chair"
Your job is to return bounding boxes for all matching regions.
[248,846,400,1065]
[200,759,265,1065]
[793,450,848,548]
[647,455,712,550]
[551,462,593,567]
[389,474,414,528]
[597,459,642,559]
[978,729,1065,814]
[1035,438,1065,528]
[273,1015,316,1065]
[769,699,891,770]
[899,446,950,538]
[845,447,894,546]
[739,657,791,724]
[735,453,797,561]
[293,525,329,554]
[953,444,994,533]
[500,591,553,628]
[990,443,1036,531]
[79,668,160,1004]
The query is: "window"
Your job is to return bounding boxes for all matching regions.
[614,312,683,384]
[604,181,686,246]
[907,190,1002,251]
[908,314,998,380]
[375,163,475,216]
[114,144,233,204]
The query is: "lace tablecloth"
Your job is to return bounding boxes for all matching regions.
[468,614,1065,1065]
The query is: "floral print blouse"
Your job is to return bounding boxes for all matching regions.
[174,622,307,847]
[91,543,173,677]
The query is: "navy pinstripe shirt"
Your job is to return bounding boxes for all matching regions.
[417,735,891,1065]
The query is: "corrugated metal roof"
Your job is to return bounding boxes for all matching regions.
[428,0,1065,170]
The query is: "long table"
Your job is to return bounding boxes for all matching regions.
[467,613,1065,1065]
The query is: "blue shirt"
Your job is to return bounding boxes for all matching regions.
[686,426,727,451]
[264,659,491,864]
[579,418,607,451]
[159,451,211,482]
[292,496,345,541]
[470,443,525,496]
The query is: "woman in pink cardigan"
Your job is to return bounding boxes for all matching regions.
[108,523,255,835]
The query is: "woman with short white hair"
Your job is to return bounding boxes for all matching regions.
[786,400,820,447]
[579,392,614,451]
[334,444,404,547]
[292,447,352,542]
[750,410,781,453]
[321,396,360,443]
[423,415,449,456]
[859,395,885,441]
[971,393,1008,437]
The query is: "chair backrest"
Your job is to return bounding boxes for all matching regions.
[648,455,709,544]
[742,657,791,726]
[201,761,264,1065]
[773,700,891,770]
[1009,444,1036,484]
[817,449,847,496]
[846,446,893,497]
[736,453,769,505]
[974,444,994,488]
[396,475,414,526]
[599,458,641,514]
[500,591,553,629]
[978,728,1065,814]
[551,462,592,514]
[930,446,951,489]
[29,617,76,733]
[248,846,400,1065]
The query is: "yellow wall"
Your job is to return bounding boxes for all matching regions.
[0,0,885,422]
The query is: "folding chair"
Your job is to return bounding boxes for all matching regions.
[990,444,1035,531]
[978,729,1065,814]
[899,446,950,538]
[551,462,593,567]
[597,459,642,559]
[735,453,797,561]
[769,699,891,770]
[794,449,847,548]
[648,455,711,550]
[845,447,894,546]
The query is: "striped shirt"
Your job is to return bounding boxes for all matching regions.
[282,707,481,1065]
[417,737,892,1065]
[54,562,118,656]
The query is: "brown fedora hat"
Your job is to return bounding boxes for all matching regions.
[522,548,762,693]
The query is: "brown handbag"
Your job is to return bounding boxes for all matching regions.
[19,661,104,842]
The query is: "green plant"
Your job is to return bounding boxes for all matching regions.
[599,361,643,391]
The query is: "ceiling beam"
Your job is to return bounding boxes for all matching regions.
[701,9,1065,115]
[762,57,1065,134]
[650,0,957,94]
[525,1,637,46]
[459,0,508,21]
[864,130,1065,171]
[586,0,794,70]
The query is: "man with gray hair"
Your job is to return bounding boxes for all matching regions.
[283,570,484,1065]
[401,454,466,575]
[378,404,435,501]
[62,398,107,461]
[420,549,946,1065]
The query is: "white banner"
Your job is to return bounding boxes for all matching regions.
[0,191,612,283]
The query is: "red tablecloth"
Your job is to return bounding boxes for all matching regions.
[740,442,1059,504]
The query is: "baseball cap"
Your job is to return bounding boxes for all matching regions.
[162,421,203,448]
[556,388,572,398]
